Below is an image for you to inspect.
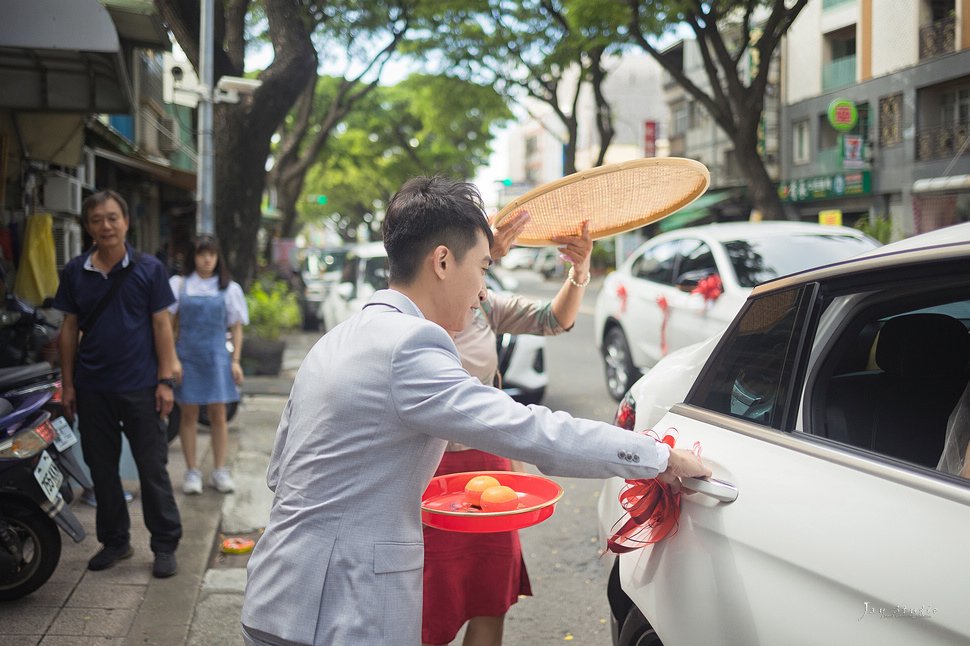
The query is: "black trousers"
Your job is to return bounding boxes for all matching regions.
[76,387,182,553]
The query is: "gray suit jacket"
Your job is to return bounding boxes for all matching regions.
[241,290,669,645]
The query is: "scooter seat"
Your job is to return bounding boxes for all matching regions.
[0,363,55,392]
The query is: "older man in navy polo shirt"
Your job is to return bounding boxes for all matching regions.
[54,189,182,578]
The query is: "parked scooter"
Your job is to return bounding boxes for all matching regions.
[0,292,59,368]
[0,363,94,503]
[0,374,86,600]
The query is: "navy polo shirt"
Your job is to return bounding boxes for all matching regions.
[54,243,176,393]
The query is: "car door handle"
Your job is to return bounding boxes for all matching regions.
[681,477,738,502]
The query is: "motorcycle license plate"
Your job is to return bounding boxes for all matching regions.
[34,451,64,503]
[50,416,78,451]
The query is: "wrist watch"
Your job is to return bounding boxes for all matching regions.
[158,377,177,389]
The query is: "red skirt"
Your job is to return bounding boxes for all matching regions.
[421,450,532,645]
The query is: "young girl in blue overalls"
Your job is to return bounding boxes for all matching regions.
[168,235,248,494]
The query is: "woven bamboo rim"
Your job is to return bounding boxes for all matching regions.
[492,157,710,246]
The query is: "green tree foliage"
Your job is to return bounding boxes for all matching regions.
[302,73,511,241]
[617,0,808,219]
[408,0,627,175]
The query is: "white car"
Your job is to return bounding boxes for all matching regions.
[320,242,548,404]
[594,222,880,400]
[502,246,539,270]
[598,222,970,646]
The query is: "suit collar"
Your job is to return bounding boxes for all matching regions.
[366,289,426,319]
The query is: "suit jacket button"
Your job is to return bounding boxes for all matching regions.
[633,454,640,463]
[617,450,626,460]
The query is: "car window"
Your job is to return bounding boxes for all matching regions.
[675,239,717,284]
[725,233,877,288]
[363,257,388,291]
[687,287,813,428]
[631,240,680,285]
[811,285,970,476]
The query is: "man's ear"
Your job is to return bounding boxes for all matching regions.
[432,245,449,279]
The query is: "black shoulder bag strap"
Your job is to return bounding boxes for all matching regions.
[78,251,142,335]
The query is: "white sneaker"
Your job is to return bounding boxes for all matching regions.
[183,469,203,495]
[210,468,235,493]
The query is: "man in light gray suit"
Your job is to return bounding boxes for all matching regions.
[241,177,709,646]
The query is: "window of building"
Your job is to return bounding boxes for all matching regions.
[941,87,970,126]
[672,102,689,136]
[878,94,903,147]
[793,119,811,164]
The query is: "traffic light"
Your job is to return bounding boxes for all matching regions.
[502,178,513,187]
[317,195,328,205]
[306,194,328,205]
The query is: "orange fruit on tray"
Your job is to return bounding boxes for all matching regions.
[480,485,519,513]
[464,475,501,506]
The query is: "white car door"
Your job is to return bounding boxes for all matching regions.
[665,238,740,354]
[616,285,970,645]
[624,239,684,368]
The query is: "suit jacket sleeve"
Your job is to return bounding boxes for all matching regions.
[390,322,669,480]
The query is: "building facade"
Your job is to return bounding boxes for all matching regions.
[499,51,668,205]
[780,0,970,236]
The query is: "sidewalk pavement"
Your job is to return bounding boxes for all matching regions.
[0,332,320,646]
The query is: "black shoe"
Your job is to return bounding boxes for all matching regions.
[88,544,133,571]
[152,551,177,578]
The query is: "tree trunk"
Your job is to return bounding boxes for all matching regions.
[277,171,306,240]
[562,115,578,176]
[212,0,317,288]
[732,129,788,221]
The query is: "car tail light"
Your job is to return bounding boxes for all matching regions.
[51,380,63,403]
[613,390,636,430]
[0,412,55,459]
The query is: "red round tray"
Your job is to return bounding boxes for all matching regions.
[421,471,564,533]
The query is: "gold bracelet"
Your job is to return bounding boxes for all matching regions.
[568,266,590,288]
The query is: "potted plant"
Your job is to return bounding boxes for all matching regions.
[242,279,301,376]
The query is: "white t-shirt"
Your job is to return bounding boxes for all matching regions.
[167,273,250,326]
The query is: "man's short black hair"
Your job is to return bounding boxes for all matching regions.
[81,189,129,226]
[382,176,493,285]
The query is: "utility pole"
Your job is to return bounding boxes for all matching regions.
[196,0,215,234]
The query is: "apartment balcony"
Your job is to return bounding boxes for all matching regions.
[919,16,956,60]
[916,122,970,161]
[822,55,856,92]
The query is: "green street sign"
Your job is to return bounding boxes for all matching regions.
[828,99,858,132]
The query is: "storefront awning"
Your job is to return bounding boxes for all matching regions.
[0,0,165,113]
[658,190,733,232]
[913,175,970,193]
[93,147,196,192]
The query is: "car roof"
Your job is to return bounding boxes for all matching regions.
[654,220,870,243]
[752,221,970,296]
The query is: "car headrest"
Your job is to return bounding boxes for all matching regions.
[875,313,970,378]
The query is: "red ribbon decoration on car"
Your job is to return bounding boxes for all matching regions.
[656,295,669,356]
[691,274,723,302]
[606,429,701,554]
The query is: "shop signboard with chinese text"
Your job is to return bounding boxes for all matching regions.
[778,171,871,202]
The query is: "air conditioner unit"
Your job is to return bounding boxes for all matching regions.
[52,218,82,269]
[42,174,82,215]
[158,115,178,154]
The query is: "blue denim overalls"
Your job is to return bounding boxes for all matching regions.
[175,282,238,405]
